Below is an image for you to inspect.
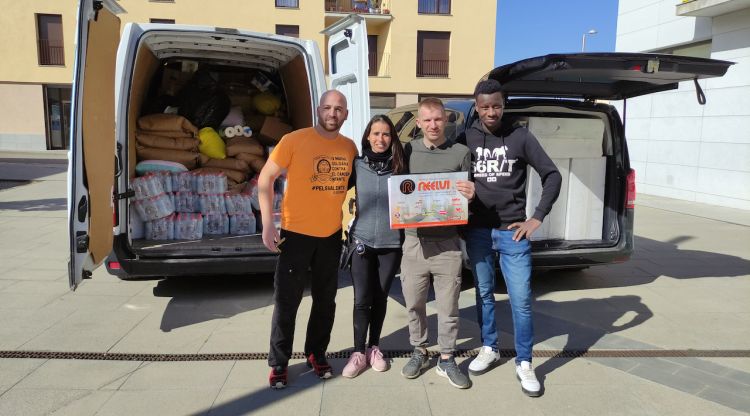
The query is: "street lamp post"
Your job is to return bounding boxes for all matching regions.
[581,29,598,52]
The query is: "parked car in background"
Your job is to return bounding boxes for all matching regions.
[387,53,732,269]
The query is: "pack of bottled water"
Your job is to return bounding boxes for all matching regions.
[203,213,230,235]
[194,172,227,194]
[198,193,227,214]
[171,171,195,192]
[144,214,175,240]
[133,193,175,221]
[132,173,165,200]
[225,193,253,215]
[230,213,256,235]
[174,213,203,240]
[173,191,197,213]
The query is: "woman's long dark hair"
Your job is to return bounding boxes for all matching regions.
[360,115,406,174]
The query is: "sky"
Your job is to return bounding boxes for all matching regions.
[494,0,620,67]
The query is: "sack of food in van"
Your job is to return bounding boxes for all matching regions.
[230,213,256,235]
[198,127,226,159]
[199,154,250,172]
[133,193,175,221]
[177,70,231,129]
[203,213,230,235]
[173,191,197,213]
[145,213,175,240]
[194,171,228,194]
[192,167,246,185]
[225,193,253,215]
[235,153,266,173]
[172,171,195,192]
[137,114,199,137]
[198,193,227,215]
[136,144,200,169]
[226,137,264,157]
[132,173,165,200]
[174,213,203,240]
[136,133,200,151]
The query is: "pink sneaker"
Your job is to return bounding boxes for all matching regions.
[342,352,367,378]
[367,346,389,372]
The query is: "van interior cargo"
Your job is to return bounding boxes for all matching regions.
[124,30,313,256]
[507,107,618,248]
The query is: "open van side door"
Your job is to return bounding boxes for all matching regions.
[68,0,124,289]
[322,14,370,150]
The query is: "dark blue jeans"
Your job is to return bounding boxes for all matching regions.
[465,227,533,364]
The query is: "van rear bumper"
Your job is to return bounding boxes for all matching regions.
[531,209,635,269]
[106,235,278,279]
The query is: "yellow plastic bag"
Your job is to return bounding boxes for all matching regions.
[198,127,226,159]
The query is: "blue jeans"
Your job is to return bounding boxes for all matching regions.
[465,227,533,364]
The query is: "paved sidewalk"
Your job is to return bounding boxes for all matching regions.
[0,159,748,415]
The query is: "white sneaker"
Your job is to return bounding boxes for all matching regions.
[468,346,501,375]
[515,361,541,397]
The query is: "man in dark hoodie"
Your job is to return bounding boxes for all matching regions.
[458,79,561,397]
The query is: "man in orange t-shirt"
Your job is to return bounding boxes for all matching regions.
[258,90,357,389]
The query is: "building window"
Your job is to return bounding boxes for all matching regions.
[150,18,175,24]
[276,24,299,38]
[36,14,64,66]
[44,86,72,150]
[416,31,450,77]
[418,0,451,14]
[368,35,378,76]
[276,0,299,8]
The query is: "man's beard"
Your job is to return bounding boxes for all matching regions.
[319,118,342,132]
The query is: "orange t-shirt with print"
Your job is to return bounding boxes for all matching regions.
[269,127,358,237]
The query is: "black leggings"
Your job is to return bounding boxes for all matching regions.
[350,246,402,353]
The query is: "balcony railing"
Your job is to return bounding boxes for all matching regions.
[325,0,390,14]
[370,52,391,77]
[417,55,448,77]
[38,39,64,66]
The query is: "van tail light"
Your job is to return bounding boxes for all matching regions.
[626,169,636,209]
[108,261,121,270]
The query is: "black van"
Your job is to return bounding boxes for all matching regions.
[387,53,733,269]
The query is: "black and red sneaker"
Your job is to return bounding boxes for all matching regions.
[306,353,333,379]
[269,365,288,389]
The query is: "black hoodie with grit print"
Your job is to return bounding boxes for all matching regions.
[458,117,562,229]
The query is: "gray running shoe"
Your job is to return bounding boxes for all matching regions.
[401,348,429,379]
[436,356,471,389]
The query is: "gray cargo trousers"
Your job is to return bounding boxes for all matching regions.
[399,234,463,355]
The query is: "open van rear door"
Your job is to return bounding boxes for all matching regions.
[322,14,370,149]
[487,53,733,100]
[68,0,124,289]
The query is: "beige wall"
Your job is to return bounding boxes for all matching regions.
[371,0,496,97]
[0,1,78,83]
[0,84,46,134]
[2,0,494,98]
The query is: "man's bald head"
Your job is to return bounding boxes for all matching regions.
[316,89,349,134]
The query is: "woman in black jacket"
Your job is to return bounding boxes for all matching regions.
[342,115,406,378]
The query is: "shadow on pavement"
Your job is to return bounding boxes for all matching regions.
[0,198,66,211]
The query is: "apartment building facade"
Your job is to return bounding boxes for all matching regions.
[0,0,496,151]
[616,0,750,210]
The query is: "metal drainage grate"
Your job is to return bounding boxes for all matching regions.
[0,349,748,361]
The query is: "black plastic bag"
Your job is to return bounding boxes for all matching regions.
[177,70,231,129]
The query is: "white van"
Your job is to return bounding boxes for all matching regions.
[68,0,370,288]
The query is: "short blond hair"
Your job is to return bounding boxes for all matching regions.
[418,97,445,113]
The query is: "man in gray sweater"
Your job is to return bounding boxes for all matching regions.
[399,98,475,389]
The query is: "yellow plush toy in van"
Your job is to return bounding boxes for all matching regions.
[198,127,227,159]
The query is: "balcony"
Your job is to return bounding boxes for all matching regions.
[325,1,393,28]
[676,0,750,17]
[417,54,449,78]
[38,39,65,66]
